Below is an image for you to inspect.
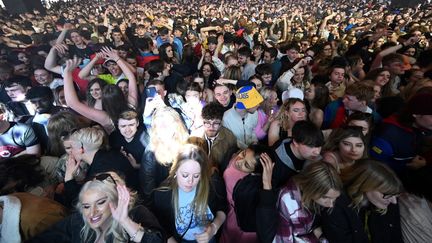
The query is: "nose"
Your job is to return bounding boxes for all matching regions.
[312,147,321,155]
[90,206,98,216]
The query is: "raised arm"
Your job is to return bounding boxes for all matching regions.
[45,44,68,75]
[63,57,112,131]
[100,47,138,108]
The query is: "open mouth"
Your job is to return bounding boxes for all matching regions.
[90,215,103,224]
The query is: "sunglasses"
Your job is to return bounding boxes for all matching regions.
[92,173,117,186]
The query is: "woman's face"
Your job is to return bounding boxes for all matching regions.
[293,67,305,83]
[235,149,257,173]
[375,71,391,87]
[339,136,364,162]
[193,77,205,89]
[253,47,263,58]
[165,46,174,58]
[17,52,29,65]
[304,84,315,101]
[322,45,332,57]
[365,190,398,210]
[58,89,66,106]
[90,83,102,100]
[185,90,201,104]
[176,159,201,192]
[314,188,340,208]
[81,189,112,230]
[251,78,263,91]
[287,102,306,123]
[204,52,212,63]
[348,120,369,136]
[202,64,212,78]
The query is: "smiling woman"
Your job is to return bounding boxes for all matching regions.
[29,172,165,243]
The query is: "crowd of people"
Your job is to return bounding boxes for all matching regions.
[0,0,432,242]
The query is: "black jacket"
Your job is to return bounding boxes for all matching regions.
[152,173,227,241]
[320,192,403,243]
[28,205,165,243]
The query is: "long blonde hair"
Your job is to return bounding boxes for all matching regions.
[150,107,189,165]
[341,159,403,212]
[276,98,305,131]
[77,172,137,243]
[293,161,342,213]
[166,145,212,225]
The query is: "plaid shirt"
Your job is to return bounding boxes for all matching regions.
[274,179,320,243]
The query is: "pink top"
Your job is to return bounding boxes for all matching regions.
[220,156,259,243]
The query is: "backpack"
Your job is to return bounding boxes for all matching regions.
[232,173,262,232]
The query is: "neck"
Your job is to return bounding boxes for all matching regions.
[0,120,10,134]
[83,149,98,165]
[235,107,247,118]
[290,142,303,160]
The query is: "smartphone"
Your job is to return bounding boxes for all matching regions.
[145,87,157,98]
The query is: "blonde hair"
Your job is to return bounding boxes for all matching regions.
[166,145,212,226]
[77,172,137,243]
[293,161,343,213]
[70,127,106,152]
[150,107,189,165]
[341,159,403,212]
[276,98,305,131]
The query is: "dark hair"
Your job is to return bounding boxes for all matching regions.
[4,76,32,88]
[264,47,278,59]
[255,63,272,76]
[86,79,107,108]
[292,120,324,147]
[159,43,175,64]
[102,85,129,124]
[201,102,225,120]
[147,59,165,78]
[159,26,169,36]
[247,144,274,174]
[0,155,45,195]
[238,46,252,58]
[310,83,330,110]
[26,86,54,102]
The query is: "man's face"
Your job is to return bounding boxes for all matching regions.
[203,119,222,137]
[261,74,272,85]
[287,48,299,61]
[136,27,146,37]
[105,62,122,76]
[160,34,169,42]
[237,55,248,66]
[70,32,83,45]
[214,86,232,107]
[329,68,345,84]
[118,118,138,141]
[292,141,322,161]
[112,32,122,42]
[34,69,52,85]
[263,51,273,64]
[5,84,27,102]
[29,97,52,113]
[342,94,365,111]
[14,64,30,77]
[387,61,405,75]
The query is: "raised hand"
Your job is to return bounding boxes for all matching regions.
[64,56,82,72]
[120,146,139,169]
[110,184,131,225]
[260,153,274,190]
[64,154,81,182]
[54,43,69,55]
[100,46,120,61]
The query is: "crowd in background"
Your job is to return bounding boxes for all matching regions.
[0,0,432,242]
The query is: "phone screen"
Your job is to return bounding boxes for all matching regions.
[145,87,157,98]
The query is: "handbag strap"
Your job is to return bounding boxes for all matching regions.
[180,212,193,240]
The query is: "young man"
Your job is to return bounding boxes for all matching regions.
[382,53,405,94]
[237,46,257,80]
[109,109,149,169]
[0,104,41,159]
[222,86,263,149]
[326,65,346,101]
[213,83,235,111]
[272,120,324,188]
[4,77,33,121]
[263,47,281,84]
[201,102,238,172]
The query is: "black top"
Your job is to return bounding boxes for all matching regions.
[271,139,305,188]
[28,205,165,243]
[64,149,138,207]
[152,173,227,241]
[320,192,403,243]
[109,126,149,163]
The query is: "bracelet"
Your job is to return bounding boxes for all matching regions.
[130,225,144,241]
[115,58,120,62]
[210,222,218,236]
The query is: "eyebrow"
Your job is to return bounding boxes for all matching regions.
[82,196,108,205]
